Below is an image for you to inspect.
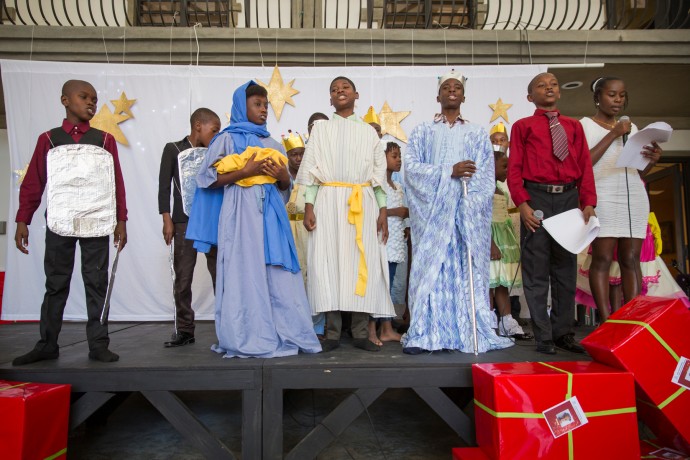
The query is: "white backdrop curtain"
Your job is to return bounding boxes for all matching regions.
[1,59,546,320]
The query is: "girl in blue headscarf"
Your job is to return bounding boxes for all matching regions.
[195,81,321,358]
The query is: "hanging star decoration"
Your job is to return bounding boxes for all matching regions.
[489,98,512,123]
[90,91,137,146]
[256,65,299,121]
[110,92,136,118]
[378,101,411,143]
[13,163,29,186]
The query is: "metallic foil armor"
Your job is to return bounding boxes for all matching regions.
[46,144,116,238]
[177,147,208,216]
[492,144,507,154]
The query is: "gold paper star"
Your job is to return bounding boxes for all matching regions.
[489,98,513,123]
[13,163,29,186]
[379,101,411,143]
[91,105,132,146]
[111,92,137,118]
[256,65,299,121]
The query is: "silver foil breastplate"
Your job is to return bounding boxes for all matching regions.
[177,147,208,216]
[46,144,116,237]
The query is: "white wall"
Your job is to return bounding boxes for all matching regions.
[0,129,8,271]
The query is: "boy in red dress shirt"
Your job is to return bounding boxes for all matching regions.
[13,80,128,366]
[507,72,596,355]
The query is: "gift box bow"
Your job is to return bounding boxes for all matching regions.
[474,362,637,460]
[606,319,687,411]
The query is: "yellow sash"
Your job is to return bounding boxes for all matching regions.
[322,181,371,296]
[213,146,287,187]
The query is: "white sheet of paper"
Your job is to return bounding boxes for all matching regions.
[542,209,600,254]
[615,122,673,170]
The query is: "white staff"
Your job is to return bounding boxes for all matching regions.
[100,243,122,325]
[461,177,479,355]
[168,244,178,336]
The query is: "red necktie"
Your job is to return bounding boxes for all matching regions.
[546,111,569,161]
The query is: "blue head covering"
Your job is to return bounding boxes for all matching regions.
[212,80,270,152]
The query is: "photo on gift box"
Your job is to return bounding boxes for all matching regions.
[542,396,588,438]
[650,447,689,459]
[672,356,690,391]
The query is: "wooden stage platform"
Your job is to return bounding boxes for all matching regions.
[0,321,589,459]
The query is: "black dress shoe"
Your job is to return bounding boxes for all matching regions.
[402,347,428,355]
[555,334,586,354]
[164,332,195,348]
[321,339,340,352]
[536,340,556,355]
[512,332,535,341]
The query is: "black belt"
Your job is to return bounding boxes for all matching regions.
[524,180,576,194]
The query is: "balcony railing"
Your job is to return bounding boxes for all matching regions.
[1,0,688,29]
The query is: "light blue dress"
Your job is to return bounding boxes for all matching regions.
[401,120,513,353]
[197,133,322,358]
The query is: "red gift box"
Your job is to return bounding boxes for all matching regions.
[0,380,71,460]
[452,447,492,459]
[581,296,690,449]
[473,361,640,460]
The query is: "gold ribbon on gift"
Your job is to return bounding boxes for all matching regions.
[45,448,67,460]
[214,146,288,187]
[0,382,30,391]
[607,319,687,410]
[322,181,371,297]
[474,362,637,460]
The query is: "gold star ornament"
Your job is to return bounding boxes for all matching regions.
[489,98,512,123]
[90,91,136,146]
[91,104,132,146]
[378,101,411,143]
[256,65,299,121]
[14,163,29,186]
[110,92,137,118]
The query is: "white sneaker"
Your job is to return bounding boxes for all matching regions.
[498,315,525,337]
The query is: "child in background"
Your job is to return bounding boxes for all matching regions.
[490,150,533,340]
[576,212,687,314]
[158,108,221,347]
[490,122,525,324]
[364,105,383,138]
[368,141,406,345]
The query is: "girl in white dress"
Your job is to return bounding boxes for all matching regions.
[580,77,662,321]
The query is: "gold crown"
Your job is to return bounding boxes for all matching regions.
[490,122,507,136]
[362,106,381,125]
[281,130,305,151]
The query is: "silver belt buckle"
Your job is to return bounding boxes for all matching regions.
[551,185,564,193]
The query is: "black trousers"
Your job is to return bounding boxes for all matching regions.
[35,228,110,353]
[520,187,578,343]
[173,222,217,335]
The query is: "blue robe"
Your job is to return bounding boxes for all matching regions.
[401,120,513,353]
[197,81,321,358]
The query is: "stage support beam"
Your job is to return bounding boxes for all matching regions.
[142,390,236,460]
